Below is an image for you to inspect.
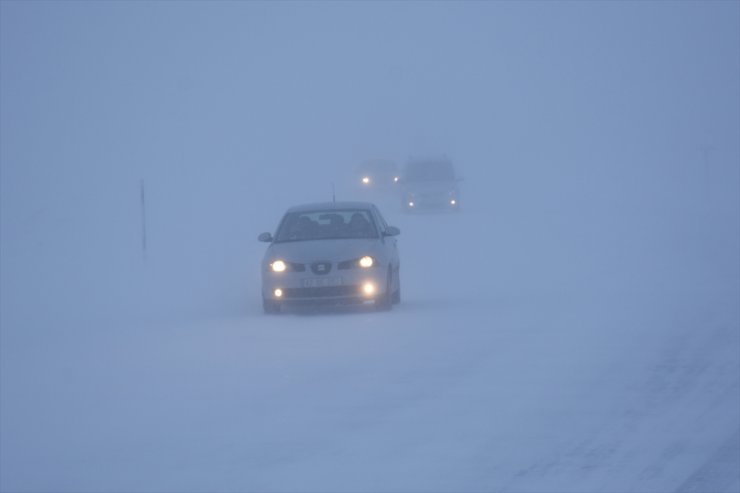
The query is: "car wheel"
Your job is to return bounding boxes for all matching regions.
[392,287,401,304]
[375,268,393,311]
[392,270,401,304]
[263,297,281,314]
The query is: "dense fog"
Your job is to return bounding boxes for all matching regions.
[1,2,738,491]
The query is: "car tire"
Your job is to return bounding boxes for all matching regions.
[392,270,401,304]
[375,269,393,311]
[263,297,281,314]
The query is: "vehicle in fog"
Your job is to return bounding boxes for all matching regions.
[400,157,461,211]
[356,159,400,190]
[258,201,401,313]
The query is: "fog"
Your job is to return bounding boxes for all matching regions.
[1,2,738,491]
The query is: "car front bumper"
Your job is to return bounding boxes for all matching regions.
[404,194,459,210]
[261,269,388,305]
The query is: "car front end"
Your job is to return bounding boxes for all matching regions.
[261,249,391,308]
[258,203,400,313]
[357,161,401,192]
[403,183,460,211]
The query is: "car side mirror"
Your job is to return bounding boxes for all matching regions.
[258,232,273,242]
[384,226,400,237]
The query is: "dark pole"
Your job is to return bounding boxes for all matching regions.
[140,179,147,261]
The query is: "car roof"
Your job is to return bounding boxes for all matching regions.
[286,201,375,213]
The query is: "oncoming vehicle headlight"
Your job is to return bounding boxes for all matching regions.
[271,260,287,272]
[362,176,370,185]
[359,256,374,268]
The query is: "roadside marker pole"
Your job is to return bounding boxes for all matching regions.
[140,179,147,261]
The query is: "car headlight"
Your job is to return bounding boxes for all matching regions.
[271,260,287,272]
[338,256,376,270]
[362,176,370,185]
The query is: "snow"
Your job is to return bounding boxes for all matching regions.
[2,204,737,491]
[1,1,739,492]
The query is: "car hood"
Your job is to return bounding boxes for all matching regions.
[264,238,382,264]
[402,180,457,194]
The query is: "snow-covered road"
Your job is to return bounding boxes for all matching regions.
[2,196,738,492]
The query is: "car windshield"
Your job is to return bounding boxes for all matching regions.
[274,209,378,242]
[404,161,455,182]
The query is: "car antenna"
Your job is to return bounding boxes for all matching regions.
[331,182,336,204]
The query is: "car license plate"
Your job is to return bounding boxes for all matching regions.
[303,277,342,288]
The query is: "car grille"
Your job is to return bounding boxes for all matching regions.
[337,259,354,270]
[419,193,449,205]
[282,285,360,298]
[310,262,332,275]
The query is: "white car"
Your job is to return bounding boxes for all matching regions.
[356,160,400,190]
[400,157,461,211]
[258,201,401,313]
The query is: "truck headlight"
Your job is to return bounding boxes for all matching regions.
[359,256,374,268]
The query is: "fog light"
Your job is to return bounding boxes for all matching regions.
[274,288,283,298]
[450,199,456,205]
[394,176,399,182]
[362,176,370,184]
[408,201,415,207]
[362,282,375,296]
